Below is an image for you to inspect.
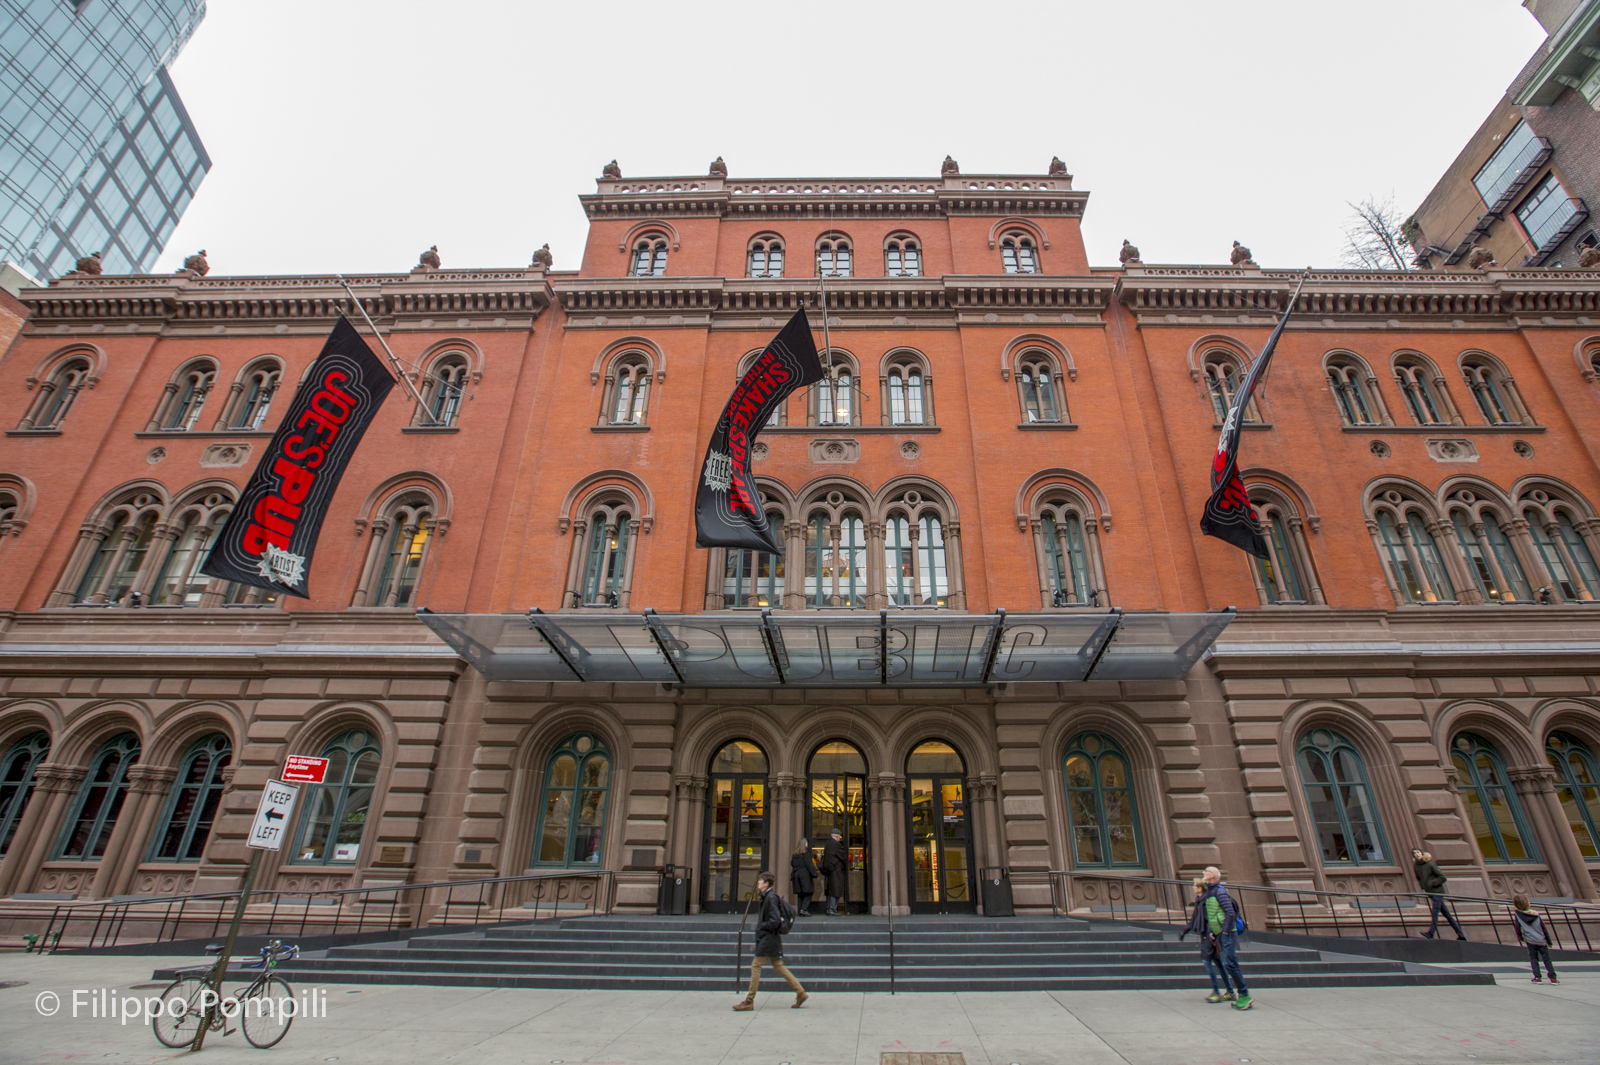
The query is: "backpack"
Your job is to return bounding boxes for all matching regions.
[1516,909,1547,946]
[1233,892,1248,933]
[773,893,797,935]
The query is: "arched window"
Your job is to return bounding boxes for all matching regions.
[1257,512,1305,602]
[150,734,231,862]
[886,237,921,277]
[632,237,667,276]
[0,731,49,857]
[1449,504,1532,603]
[1202,350,1259,423]
[884,352,929,426]
[1017,352,1063,423]
[354,493,436,608]
[533,733,611,866]
[1451,732,1537,863]
[76,510,158,605]
[817,237,852,278]
[21,356,92,430]
[418,353,469,427]
[1461,356,1523,425]
[603,353,652,426]
[581,503,633,607]
[814,355,855,426]
[226,359,281,430]
[1063,733,1143,867]
[1547,732,1600,859]
[905,740,971,909]
[705,740,769,908]
[1371,495,1457,604]
[158,360,216,431]
[748,237,784,278]
[1000,234,1038,274]
[1245,487,1322,606]
[1030,488,1108,609]
[149,489,235,607]
[1295,728,1387,864]
[723,510,785,607]
[1394,356,1453,426]
[292,728,380,864]
[1518,490,1600,602]
[1325,356,1381,426]
[806,510,866,608]
[0,488,18,536]
[55,732,139,859]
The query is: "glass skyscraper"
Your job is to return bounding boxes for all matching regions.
[1,0,208,280]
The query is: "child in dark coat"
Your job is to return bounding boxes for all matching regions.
[1513,894,1559,984]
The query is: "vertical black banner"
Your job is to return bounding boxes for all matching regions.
[695,308,824,553]
[200,316,396,598]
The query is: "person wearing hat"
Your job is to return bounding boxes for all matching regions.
[819,829,848,916]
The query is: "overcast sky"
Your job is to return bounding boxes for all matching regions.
[153,1,1547,277]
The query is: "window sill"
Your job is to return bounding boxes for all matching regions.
[1017,422,1079,431]
[402,424,459,434]
[6,428,63,437]
[1342,424,1546,434]
[133,430,275,439]
[761,425,941,434]
[592,424,650,433]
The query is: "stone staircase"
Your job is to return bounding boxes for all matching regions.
[200,914,1493,992]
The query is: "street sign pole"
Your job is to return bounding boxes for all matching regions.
[190,847,262,1052]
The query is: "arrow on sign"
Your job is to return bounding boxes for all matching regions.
[265,809,283,823]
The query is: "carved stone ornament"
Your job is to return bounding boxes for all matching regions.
[708,156,727,178]
[70,250,103,276]
[417,245,441,270]
[1578,245,1600,269]
[200,442,252,468]
[146,446,166,465]
[602,159,622,179]
[180,249,209,276]
[900,440,921,460]
[808,437,860,464]
[1426,437,1479,463]
[1513,439,1534,459]
[1048,156,1069,176]
[531,243,553,269]
[1230,241,1255,266]
[751,441,769,460]
[1467,244,1497,271]
[1369,440,1390,459]
[1119,239,1142,265]
[941,155,960,177]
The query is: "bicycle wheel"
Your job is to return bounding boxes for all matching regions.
[239,976,295,1049]
[151,975,211,1048]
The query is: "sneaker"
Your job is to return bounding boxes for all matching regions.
[732,1000,754,1011]
[792,991,808,1009]
[1231,994,1253,1011]
[1531,977,1543,983]
[1550,977,1559,984]
[1205,992,1222,1003]
[1419,931,1436,939]
[1223,991,1237,1002]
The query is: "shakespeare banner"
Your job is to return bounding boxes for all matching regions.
[1199,274,1306,558]
[695,308,824,553]
[200,316,396,597]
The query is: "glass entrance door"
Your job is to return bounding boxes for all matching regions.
[905,740,974,913]
[703,741,768,912]
[806,741,870,914]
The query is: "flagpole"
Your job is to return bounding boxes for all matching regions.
[336,276,432,412]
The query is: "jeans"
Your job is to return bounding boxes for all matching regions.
[1528,944,1556,979]
[1426,894,1465,938]
[1203,956,1234,993]
[1218,931,1248,995]
[747,955,804,998]
[796,892,812,914]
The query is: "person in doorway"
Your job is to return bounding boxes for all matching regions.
[1513,894,1559,983]
[733,871,808,1011]
[820,829,848,916]
[791,838,820,916]
[1412,848,1466,940]
[1203,866,1252,1010]
[1179,875,1234,1002]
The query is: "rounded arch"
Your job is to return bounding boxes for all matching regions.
[1278,700,1413,868]
[0,473,39,533]
[795,474,873,521]
[55,702,152,764]
[787,715,888,780]
[1456,348,1514,377]
[558,470,655,535]
[1362,475,1443,521]
[1321,349,1379,377]
[874,475,960,523]
[1510,475,1599,520]
[356,471,454,536]
[1530,698,1600,754]
[674,708,790,779]
[1434,700,1541,767]
[617,220,680,253]
[1240,467,1322,532]
[750,475,798,520]
[1572,334,1600,382]
[281,701,396,765]
[1436,475,1516,514]
[884,710,997,781]
[502,704,632,873]
[145,702,244,767]
[986,217,1049,251]
[26,343,105,392]
[1016,468,1112,533]
[590,336,666,386]
[1184,334,1252,383]
[1000,334,1076,383]
[416,337,484,384]
[878,345,930,377]
[0,701,63,753]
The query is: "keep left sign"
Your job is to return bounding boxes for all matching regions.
[248,779,300,851]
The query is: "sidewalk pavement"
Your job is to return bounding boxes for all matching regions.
[1,951,1596,1065]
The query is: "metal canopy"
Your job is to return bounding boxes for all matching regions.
[416,607,1234,688]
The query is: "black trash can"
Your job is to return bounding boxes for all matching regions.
[979,866,1014,917]
[656,864,691,915]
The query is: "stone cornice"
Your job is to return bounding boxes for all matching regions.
[19,270,556,333]
[1117,265,1600,328]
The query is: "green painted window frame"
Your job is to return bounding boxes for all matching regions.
[1295,728,1389,864]
[0,731,50,857]
[1062,733,1144,868]
[289,729,381,866]
[148,733,231,862]
[1451,732,1539,864]
[54,732,139,860]
[530,733,612,868]
[1547,731,1600,860]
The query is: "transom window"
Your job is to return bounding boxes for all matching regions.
[886,238,921,277]
[292,729,380,864]
[55,732,139,860]
[150,733,231,862]
[748,238,784,278]
[632,238,667,276]
[0,731,49,857]
[1547,732,1600,859]
[1063,733,1143,867]
[533,734,611,866]
[1295,728,1386,863]
[1451,732,1537,863]
[1001,234,1038,274]
[817,238,852,278]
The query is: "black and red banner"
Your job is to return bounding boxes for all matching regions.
[200,316,395,597]
[1200,279,1304,559]
[695,308,824,553]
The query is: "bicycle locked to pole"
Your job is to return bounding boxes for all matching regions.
[152,938,305,1050]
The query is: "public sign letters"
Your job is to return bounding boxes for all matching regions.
[281,755,330,784]
[247,780,301,851]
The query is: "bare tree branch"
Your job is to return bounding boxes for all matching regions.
[1340,193,1414,271]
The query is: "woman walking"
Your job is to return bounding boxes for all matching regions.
[790,838,820,916]
[1179,875,1234,1003]
[1412,848,1466,940]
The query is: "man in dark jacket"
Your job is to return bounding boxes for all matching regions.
[733,872,808,1011]
[1203,866,1252,1010]
[819,830,848,916]
[1413,848,1466,940]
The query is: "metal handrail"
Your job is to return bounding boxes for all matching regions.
[1049,871,1599,953]
[886,878,895,995]
[15,868,613,952]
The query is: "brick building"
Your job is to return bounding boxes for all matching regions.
[0,161,1598,921]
